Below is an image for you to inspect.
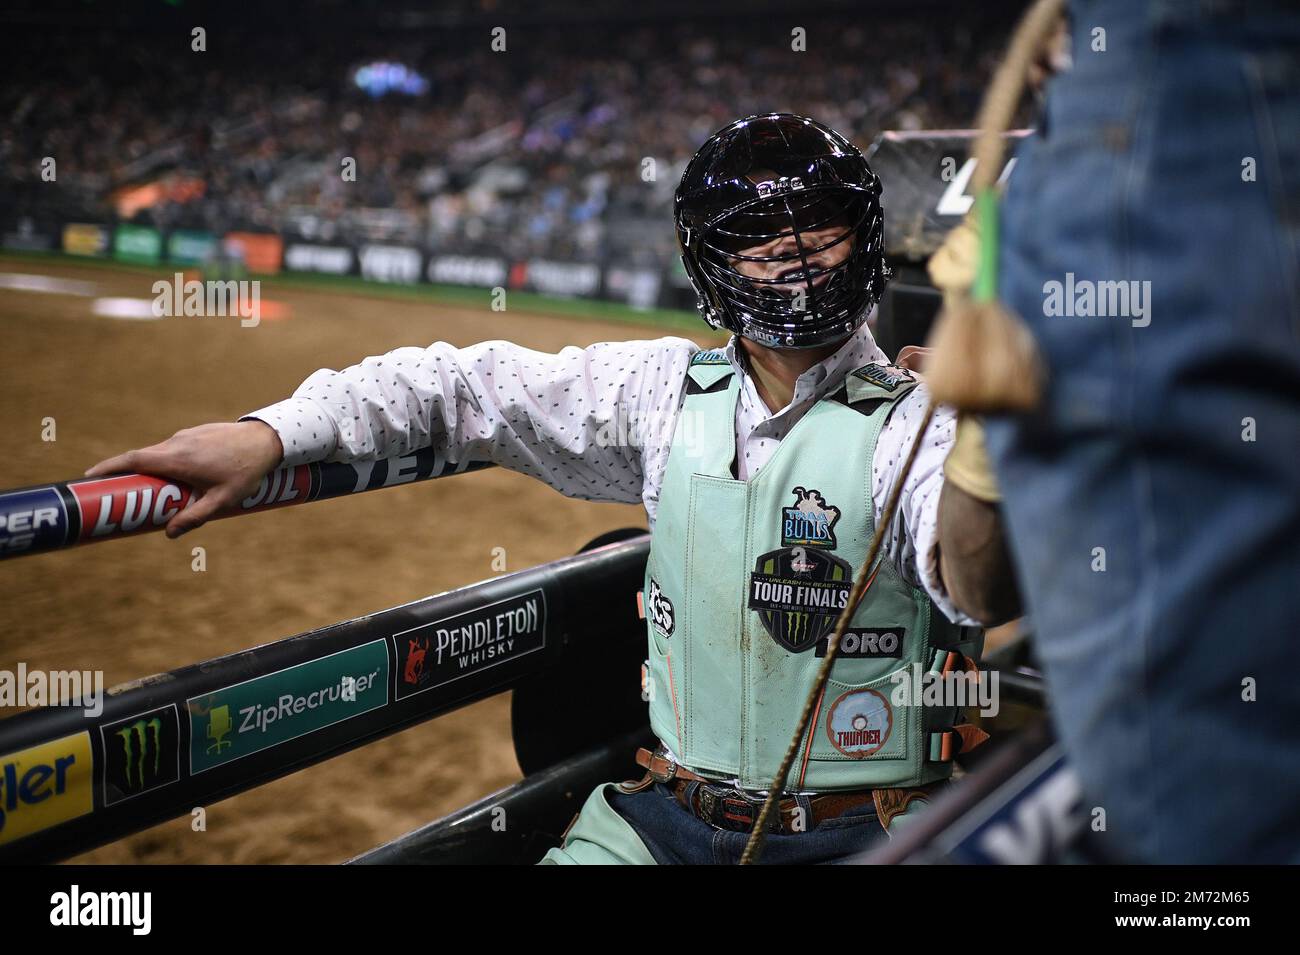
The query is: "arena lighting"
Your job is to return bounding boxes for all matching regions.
[352,61,429,97]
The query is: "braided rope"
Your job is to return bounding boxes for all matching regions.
[739,401,936,864]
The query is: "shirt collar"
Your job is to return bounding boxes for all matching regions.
[724,319,889,408]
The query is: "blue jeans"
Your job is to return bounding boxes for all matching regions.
[986,0,1300,862]
[607,783,887,865]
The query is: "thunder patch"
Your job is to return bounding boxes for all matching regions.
[826,688,893,758]
[748,546,854,653]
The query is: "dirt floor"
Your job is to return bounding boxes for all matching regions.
[0,255,715,863]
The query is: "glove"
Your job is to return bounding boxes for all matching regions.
[942,415,1002,503]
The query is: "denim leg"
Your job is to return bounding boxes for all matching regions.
[987,0,1300,862]
[608,784,888,864]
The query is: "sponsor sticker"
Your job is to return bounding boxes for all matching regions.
[100,704,180,805]
[852,363,914,391]
[0,732,93,845]
[392,589,546,699]
[0,486,68,557]
[782,487,840,549]
[186,640,390,774]
[426,254,508,288]
[646,577,675,638]
[690,349,729,366]
[284,243,355,276]
[749,547,854,653]
[62,223,109,257]
[815,628,905,659]
[71,469,311,541]
[71,475,194,541]
[826,688,893,758]
[359,244,422,284]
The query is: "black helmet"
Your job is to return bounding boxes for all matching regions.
[674,113,887,349]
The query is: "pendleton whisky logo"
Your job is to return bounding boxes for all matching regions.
[100,704,180,805]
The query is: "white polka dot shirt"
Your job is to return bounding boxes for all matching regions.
[244,322,971,623]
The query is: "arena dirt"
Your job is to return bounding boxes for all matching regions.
[0,256,715,863]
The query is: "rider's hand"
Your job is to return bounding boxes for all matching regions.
[85,420,285,538]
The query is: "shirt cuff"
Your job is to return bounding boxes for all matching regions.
[240,397,339,467]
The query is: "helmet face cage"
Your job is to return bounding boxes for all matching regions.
[675,114,888,349]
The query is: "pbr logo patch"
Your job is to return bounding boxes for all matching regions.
[826,688,893,758]
[646,577,675,638]
[748,546,854,652]
[782,487,840,549]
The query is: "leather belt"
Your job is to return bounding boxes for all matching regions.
[634,747,876,835]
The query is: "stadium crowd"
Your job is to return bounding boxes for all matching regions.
[1,10,1009,271]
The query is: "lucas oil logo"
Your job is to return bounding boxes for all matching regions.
[782,487,840,549]
[646,577,675,638]
[826,688,893,758]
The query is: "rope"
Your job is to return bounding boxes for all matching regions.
[739,401,936,864]
[739,0,1067,865]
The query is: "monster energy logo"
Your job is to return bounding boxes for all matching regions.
[783,611,811,646]
[116,718,162,791]
[100,704,180,805]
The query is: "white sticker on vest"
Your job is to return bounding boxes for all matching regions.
[826,688,893,758]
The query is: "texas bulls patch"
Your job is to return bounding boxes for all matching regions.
[781,487,840,549]
[748,546,854,653]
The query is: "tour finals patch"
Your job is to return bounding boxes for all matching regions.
[749,546,854,653]
[782,487,839,548]
[826,688,893,758]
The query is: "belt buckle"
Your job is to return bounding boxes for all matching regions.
[711,787,781,834]
[647,749,679,785]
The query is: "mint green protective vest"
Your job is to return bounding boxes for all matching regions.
[642,351,981,792]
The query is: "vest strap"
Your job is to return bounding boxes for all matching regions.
[928,724,992,762]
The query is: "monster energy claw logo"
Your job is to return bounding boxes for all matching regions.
[116,718,162,790]
[100,704,180,805]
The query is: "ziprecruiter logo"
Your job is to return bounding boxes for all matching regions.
[186,640,390,774]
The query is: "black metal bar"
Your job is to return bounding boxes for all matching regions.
[0,534,649,863]
[348,726,655,865]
